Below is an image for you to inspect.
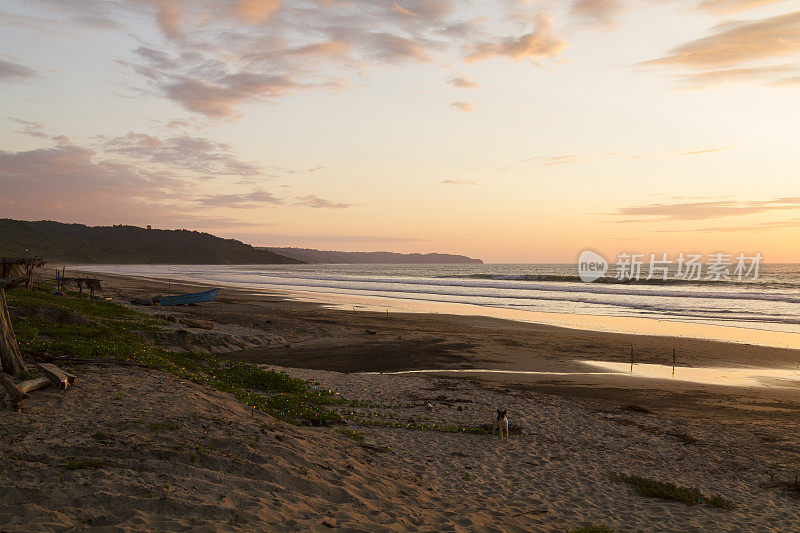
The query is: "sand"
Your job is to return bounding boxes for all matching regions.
[3,270,800,531]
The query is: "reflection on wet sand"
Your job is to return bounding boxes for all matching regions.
[367,361,800,389]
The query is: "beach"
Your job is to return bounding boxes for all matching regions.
[3,270,800,531]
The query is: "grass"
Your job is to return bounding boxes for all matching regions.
[568,526,613,533]
[8,286,343,425]
[355,418,491,435]
[337,428,365,442]
[62,459,112,470]
[608,473,736,510]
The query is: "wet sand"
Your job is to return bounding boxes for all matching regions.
[82,270,800,422]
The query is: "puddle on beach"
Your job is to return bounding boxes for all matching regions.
[365,361,800,389]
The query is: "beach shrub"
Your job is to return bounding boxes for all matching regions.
[608,473,736,510]
[338,429,365,442]
[6,287,340,425]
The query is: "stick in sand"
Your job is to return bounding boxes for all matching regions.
[672,348,676,377]
[630,345,634,373]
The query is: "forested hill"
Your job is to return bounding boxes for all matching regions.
[0,219,301,264]
[264,247,483,264]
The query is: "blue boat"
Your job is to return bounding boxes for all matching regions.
[157,288,221,306]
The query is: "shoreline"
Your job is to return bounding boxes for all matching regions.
[64,269,800,420]
[8,267,800,531]
[66,265,800,350]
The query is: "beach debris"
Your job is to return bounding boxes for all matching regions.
[426,403,434,410]
[0,373,51,411]
[57,273,103,299]
[0,372,29,411]
[1,279,27,376]
[1,257,46,290]
[37,362,76,389]
[365,329,377,335]
[179,318,215,330]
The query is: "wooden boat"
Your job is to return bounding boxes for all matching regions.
[157,288,221,306]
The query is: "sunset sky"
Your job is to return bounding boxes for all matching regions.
[1,0,799,262]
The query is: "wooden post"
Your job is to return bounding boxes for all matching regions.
[0,286,26,376]
[630,345,634,373]
[672,348,676,377]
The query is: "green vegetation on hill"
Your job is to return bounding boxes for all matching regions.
[265,247,483,264]
[0,219,300,264]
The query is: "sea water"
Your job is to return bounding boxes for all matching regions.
[74,263,800,336]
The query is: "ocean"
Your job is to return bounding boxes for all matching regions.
[74,263,800,335]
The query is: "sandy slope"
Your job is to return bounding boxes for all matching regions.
[276,365,800,532]
[0,367,449,532]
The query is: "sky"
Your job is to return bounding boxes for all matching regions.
[1,0,799,263]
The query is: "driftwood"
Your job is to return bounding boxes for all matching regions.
[37,362,75,389]
[52,357,148,368]
[0,372,29,411]
[0,286,27,375]
[17,377,51,395]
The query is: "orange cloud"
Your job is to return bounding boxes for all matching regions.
[234,0,281,24]
[465,13,568,63]
[650,11,800,69]
[696,0,792,13]
[447,75,480,89]
[449,101,475,112]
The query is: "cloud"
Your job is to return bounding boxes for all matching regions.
[465,13,568,63]
[447,75,480,89]
[160,73,303,118]
[612,197,800,221]
[571,0,624,29]
[696,0,792,13]
[442,179,477,185]
[234,0,281,24]
[294,195,353,209]
[103,132,266,177]
[0,144,172,222]
[645,10,800,87]
[627,146,734,159]
[0,59,38,81]
[521,154,581,165]
[449,101,475,112]
[391,3,416,17]
[656,217,800,233]
[679,147,734,156]
[7,117,48,138]
[197,189,282,208]
[90,1,574,117]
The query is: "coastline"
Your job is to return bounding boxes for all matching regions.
[73,269,800,418]
[6,268,800,531]
[67,264,800,350]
